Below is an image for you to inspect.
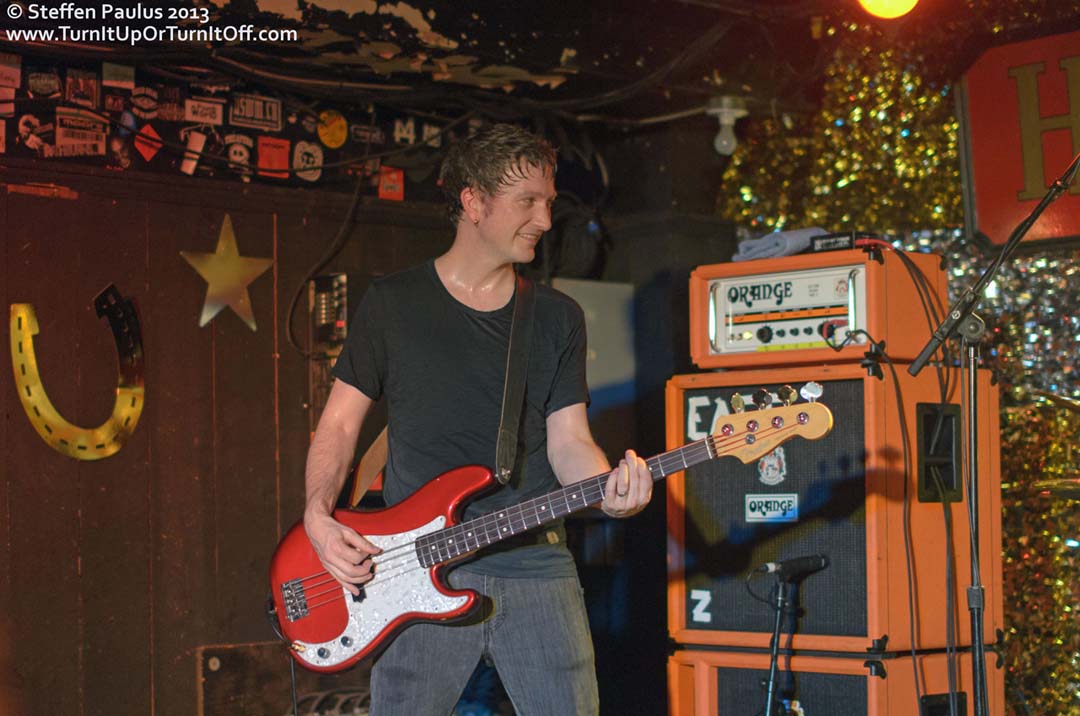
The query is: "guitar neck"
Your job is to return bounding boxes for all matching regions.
[417,436,717,567]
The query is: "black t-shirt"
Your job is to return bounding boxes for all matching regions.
[332,260,590,577]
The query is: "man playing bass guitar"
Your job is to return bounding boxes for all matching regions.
[303,123,653,715]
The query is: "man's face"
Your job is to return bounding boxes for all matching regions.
[474,162,556,265]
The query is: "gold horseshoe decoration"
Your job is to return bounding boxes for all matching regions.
[10,285,145,460]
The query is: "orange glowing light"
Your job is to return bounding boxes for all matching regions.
[857,0,919,19]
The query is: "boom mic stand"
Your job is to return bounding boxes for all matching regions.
[757,555,829,716]
[909,151,1080,716]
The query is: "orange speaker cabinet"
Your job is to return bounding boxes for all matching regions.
[668,648,1005,716]
[666,363,1003,653]
[689,249,947,370]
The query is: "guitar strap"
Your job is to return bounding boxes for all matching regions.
[494,273,535,485]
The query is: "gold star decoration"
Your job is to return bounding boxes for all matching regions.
[180,214,273,331]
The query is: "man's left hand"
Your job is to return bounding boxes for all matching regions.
[601,449,652,518]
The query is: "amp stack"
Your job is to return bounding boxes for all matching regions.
[666,247,1005,715]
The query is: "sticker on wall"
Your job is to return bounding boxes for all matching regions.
[103,94,126,113]
[180,214,273,331]
[64,69,100,110]
[13,114,51,157]
[131,86,158,119]
[134,123,162,162]
[350,123,386,145]
[229,93,282,132]
[50,107,106,158]
[318,110,347,149]
[101,62,134,91]
[421,122,442,148]
[378,165,405,201]
[0,87,13,118]
[256,135,289,178]
[184,97,225,126]
[26,69,61,98]
[292,140,323,182]
[117,110,137,136]
[392,116,416,145]
[107,134,133,169]
[157,85,184,122]
[9,285,145,461]
[0,53,20,89]
[224,133,253,178]
[299,113,318,134]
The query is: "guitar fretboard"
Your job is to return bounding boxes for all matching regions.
[414,435,719,568]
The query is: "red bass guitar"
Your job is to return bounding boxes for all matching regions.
[268,395,833,672]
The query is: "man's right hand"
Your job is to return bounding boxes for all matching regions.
[303,510,383,596]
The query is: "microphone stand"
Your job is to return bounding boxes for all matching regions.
[764,579,791,716]
[908,151,1080,716]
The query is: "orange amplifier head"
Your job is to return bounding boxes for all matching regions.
[689,249,947,369]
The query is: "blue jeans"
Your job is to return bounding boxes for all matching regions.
[370,569,598,715]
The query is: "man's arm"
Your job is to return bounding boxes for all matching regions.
[546,403,652,518]
[304,378,382,595]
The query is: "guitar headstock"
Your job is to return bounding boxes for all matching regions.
[710,385,834,464]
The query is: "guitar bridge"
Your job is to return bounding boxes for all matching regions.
[281,579,309,622]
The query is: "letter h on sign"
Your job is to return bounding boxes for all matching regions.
[1008,56,1080,201]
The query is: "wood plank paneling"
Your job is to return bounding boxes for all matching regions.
[144,206,219,716]
[0,188,28,715]
[206,210,279,645]
[3,186,93,716]
[1,163,454,715]
[74,195,153,716]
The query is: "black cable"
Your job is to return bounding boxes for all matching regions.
[884,245,965,715]
[264,594,301,716]
[931,466,960,716]
[848,331,924,706]
[283,152,369,359]
[744,568,775,606]
[289,657,300,716]
[281,111,477,358]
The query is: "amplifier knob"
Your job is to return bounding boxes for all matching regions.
[756,326,774,343]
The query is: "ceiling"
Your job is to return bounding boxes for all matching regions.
[190,0,1075,119]
[203,0,832,117]
[6,0,1076,125]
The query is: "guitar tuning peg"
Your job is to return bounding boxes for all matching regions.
[777,385,797,406]
[752,388,773,410]
[729,393,746,413]
[799,381,824,403]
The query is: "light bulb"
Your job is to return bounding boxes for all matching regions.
[706,95,748,156]
[857,0,918,19]
[714,121,738,155]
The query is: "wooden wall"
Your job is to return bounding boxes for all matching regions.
[0,160,450,716]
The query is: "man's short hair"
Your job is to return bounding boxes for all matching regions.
[439,123,557,225]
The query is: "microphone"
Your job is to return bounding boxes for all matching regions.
[757,554,829,582]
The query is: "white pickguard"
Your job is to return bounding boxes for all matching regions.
[294,515,469,669]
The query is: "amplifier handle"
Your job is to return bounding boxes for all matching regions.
[709,282,723,352]
[846,268,860,343]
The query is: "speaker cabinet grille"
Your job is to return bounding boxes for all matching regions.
[666,363,1002,653]
[682,377,868,638]
[668,649,1003,716]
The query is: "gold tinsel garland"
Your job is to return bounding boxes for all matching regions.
[718,23,962,232]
